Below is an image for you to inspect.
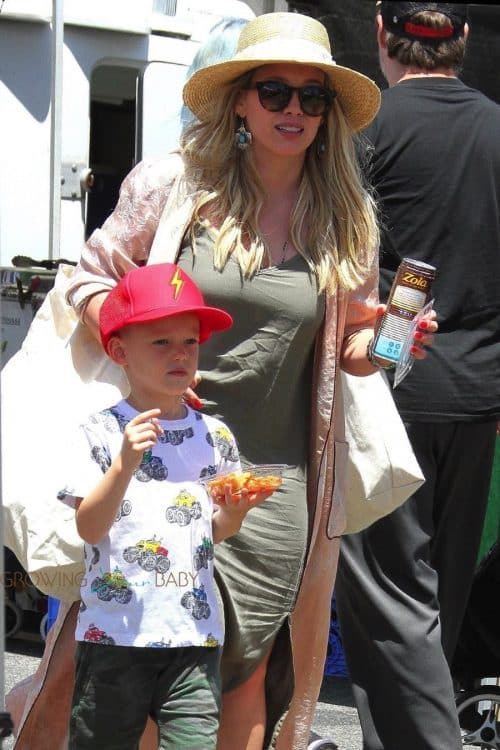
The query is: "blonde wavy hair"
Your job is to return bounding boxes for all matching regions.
[180,70,379,293]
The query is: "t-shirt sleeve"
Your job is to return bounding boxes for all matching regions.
[57,422,112,508]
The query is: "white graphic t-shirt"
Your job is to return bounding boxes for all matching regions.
[59,401,240,649]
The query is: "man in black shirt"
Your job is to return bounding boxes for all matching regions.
[335,4,500,749]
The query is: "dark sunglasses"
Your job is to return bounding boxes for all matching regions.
[250,80,335,117]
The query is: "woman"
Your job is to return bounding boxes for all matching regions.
[5,11,434,750]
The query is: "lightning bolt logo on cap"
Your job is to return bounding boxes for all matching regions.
[170,268,184,300]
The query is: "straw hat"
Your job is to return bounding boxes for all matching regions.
[183,12,381,132]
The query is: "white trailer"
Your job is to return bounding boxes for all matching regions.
[0,0,285,362]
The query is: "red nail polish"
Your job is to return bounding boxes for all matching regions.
[193,397,203,410]
[410,345,419,355]
[414,331,423,341]
[418,320,428,330]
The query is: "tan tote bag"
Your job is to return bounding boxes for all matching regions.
[332,369,425,535]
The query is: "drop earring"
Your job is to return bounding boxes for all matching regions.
[235,117,253,150]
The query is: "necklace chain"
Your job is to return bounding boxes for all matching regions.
[280,239,288,265]
[263,237,289,266]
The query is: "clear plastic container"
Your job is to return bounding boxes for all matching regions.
[199,464,290,501]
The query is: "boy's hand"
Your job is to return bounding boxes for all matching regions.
[121,408,163,471]
[212,484,275,542]
[214,483,275,509]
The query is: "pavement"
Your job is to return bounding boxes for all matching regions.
[2,624,363,750]
[312,678,362,750]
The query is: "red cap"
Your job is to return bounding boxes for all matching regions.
[99,263,233,352]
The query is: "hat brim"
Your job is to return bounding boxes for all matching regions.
[183,54,380,132]
[103,306,233,351]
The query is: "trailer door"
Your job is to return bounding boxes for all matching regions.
[85,63,139,239]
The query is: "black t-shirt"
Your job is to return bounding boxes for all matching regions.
[362,77,500,421]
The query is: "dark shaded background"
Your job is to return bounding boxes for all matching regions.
[288,2,500,105]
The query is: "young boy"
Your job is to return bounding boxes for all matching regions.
[59,263,269,750]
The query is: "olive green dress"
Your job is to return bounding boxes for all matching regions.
[177,231,325,717]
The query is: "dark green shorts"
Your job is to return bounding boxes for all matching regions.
[69,642,221,750]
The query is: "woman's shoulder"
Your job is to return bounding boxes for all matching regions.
[120,152,186,205]
[106,152,187,236]
[132,152,185,183]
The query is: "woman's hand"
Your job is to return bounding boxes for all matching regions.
[183,371,203,410]
[410,308,438,359]
[375,304,438,359]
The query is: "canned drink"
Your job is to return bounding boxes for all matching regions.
[371,258,436,368]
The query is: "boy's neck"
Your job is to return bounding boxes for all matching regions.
[126,394,188,421]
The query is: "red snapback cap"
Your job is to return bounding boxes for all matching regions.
[99,263,233,352]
